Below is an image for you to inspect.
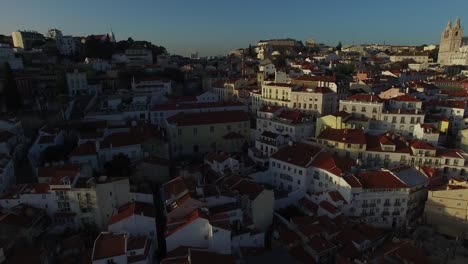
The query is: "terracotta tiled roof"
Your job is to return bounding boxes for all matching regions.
[92,232,126,261]
[258,105,283,113]
[162,177,188,202]
[100,132,141,149]
[298,197,318,212]
[277,110,303,124]
[319,200,339,214]
[108,201,155,225]
[205,152,230,163]
[151,101,245,111]
[271,142,323,167]
[356,170,408,189]
[37,164,80,183]
[294,75,335,82]
[436,100,467,109]
[70,141,96,156]
[318,128,366,145]
[391,94,421,102]
[365,133,411,153]
[333,111,351,118]
[228,179,264,200]
[346,94,382,103]
[311,152,355,176]
[307,237,335,253]
[167,110,248,126]
[410,139,436,151]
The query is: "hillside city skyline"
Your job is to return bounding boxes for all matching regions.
[0,0,467,56]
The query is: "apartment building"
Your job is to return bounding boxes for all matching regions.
[12,30,45,49]
[425,179,468,238]
[165,110,250,158]
[0,173,131,229]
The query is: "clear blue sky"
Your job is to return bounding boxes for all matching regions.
[0,0,467,56]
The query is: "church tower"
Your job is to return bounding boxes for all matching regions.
[438,17,463,65]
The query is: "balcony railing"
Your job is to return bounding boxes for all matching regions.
[384,202,391,207]
[392,212,400,216]
[382,212,390,216]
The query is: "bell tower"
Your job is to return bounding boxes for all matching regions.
[438,18,463,65]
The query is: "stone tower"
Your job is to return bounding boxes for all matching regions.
[438,17,463,65]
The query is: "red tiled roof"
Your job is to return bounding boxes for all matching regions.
[298,197,318,212]
[410,139,436,151]
[341,175,360,188]
[436,100,467,109]
[318,128,366,145]
[420,124,439,134]
[167,110,248,126]
[391,94,421,102]
[277,110,303,124]
[162,177,188,201]
[311,152,355,176]
[319,200,339,214]
[70,141,96,156]
[259,105,283,113]
[165,209,203,237]
[299,223,323,238]
[92,233,126,261]
[365,133,411,153]
[151,101,245,111]
[100,132,141,149]
[294,75,335,82]
[333,111,351,118]
[108,201,155,225]
[271,142,323,167]
[328,191,345,203]
[356,170,408,189]
[205,152,230,163]
[228,179,264,200]
[436,148,464,158]
[314,86,335,94]
[307,237,335,253]
[37,165,80,185]
[346,94,382,103]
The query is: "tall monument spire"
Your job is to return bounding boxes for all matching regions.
[455,17,461,28]
[446,19,452,30]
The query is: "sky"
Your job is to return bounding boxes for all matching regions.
[0,0,467,56]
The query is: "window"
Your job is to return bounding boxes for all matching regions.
[193,145,199,152]
[210,126,215,133]
[227,125,231,131]
[178,129,182,136]
[193,128,198,135]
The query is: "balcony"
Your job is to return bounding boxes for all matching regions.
[369,203,376,207]
[362,204,369,208]
[394,202,401,207]
[384,202,391,207]
[382,212,390,216]
[392,211,400,216]
[361,212,368,217]
[368,212,375,216]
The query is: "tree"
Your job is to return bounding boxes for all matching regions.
[429,48,439,62]
[336,41,342,51]
[104,153,132,177]
[2,62,22,112]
